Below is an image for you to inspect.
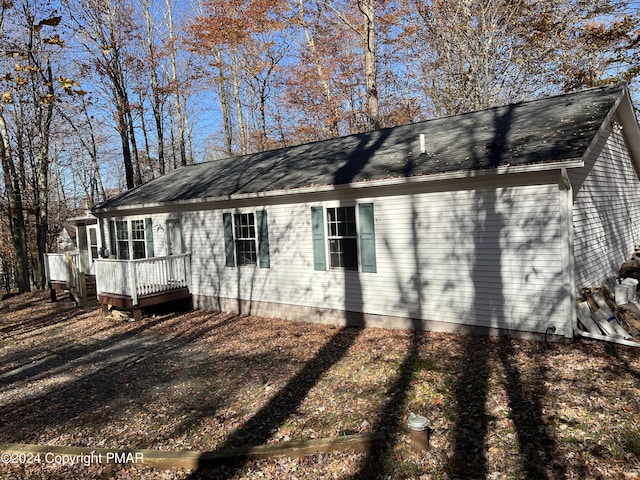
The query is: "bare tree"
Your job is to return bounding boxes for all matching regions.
[0,112,30,292]
[165,0,188,166]
[140,0,167,174]
[68,0,141,189]
[325,0,381,130]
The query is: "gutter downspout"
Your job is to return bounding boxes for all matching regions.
[560,168,577,340]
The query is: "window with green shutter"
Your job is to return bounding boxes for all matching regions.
[358,203,376,273]
[223,211,270,268]
[311,206,326,271]
[311,203,376,273]
[108,218,154,260]
[327,206,358,270]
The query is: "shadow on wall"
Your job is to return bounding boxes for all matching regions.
[352,191,426,478]
[184,126,392,477]
[446,106,560,479]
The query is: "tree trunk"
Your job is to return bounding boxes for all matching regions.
[34,58,55,290]
[125,100,142,185]
[360,0,379,131]
[0,113,30,292]
[296,0,340,138]
[166,0,187,167]
[215,50,234,156]
[231,48,247,155]
[117,107,135,189]
[143,0,165,175]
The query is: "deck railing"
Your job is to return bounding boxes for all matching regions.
[44,252,81,283]
[44,251,96,280]
[44,252,86,306]
[94,253,191,306]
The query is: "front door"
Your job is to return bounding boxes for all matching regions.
[167,220,183,255]
[88,225,99,275]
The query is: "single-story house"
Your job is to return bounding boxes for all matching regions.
[84,84,640,339]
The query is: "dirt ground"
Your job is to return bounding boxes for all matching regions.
[1,291,639,479]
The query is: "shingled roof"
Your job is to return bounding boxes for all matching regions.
[94,85,623,211]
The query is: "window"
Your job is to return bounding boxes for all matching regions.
[311,203,377,273]
[131,220,147,259]
[223,211,270,268]
[327,207,358,270]
[115,220,130,260]
[109,218,154,260]
[89,226,99,259]
[234,213,257,266]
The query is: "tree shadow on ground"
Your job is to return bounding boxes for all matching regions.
[350,327,422,480]
[351,193,427,479]
[447,336,492,478]
[185,326,363,478]
[0,309,242,446]
[498,339,565,479]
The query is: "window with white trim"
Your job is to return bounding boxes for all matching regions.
[311,203,377,273]
[109,218,154,260]
[326,206,358,270]
[234,213,257,266]
[115,220,130,260]
[131,220,147,259]
[223,211,270,268]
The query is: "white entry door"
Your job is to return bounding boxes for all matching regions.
[166,220,183,255]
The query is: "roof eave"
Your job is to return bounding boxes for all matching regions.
[616,87,640,170]
[91,158,584,217]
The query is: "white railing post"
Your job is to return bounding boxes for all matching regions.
[185,254,191,290]
[129,261,138,306]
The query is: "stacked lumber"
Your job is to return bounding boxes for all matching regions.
[576,285,640,347]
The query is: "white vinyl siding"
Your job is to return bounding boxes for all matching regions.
[569,117,640,290]
[180,173,567,335]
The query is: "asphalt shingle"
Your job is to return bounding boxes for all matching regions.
[95,85,622,210]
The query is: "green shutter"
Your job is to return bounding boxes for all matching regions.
[358,203,377,273]
[145,218,154,258]
[108,220,116,257]
[256,210,270,268]
[311,206,326,271]
[223,213,235,267]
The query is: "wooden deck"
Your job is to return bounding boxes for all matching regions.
[98,287,192,320]
[48,276,97,306]
[45,252,192,319]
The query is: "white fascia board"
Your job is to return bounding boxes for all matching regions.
[92,158,584,216]
[577,86,640,178]
[616,87,640,172]
[66,213,98,225]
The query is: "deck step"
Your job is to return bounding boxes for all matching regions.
[84,285,98,306]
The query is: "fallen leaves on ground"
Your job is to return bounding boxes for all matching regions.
[0,291,639,479]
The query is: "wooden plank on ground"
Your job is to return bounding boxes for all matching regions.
[0,433,386,470]
[618,303,640,330]
[576,302,602,335]
[592,310,615,336]
[575,330,640,348]
[582,289,600,313]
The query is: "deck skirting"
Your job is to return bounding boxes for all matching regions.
[99,288,192,320]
